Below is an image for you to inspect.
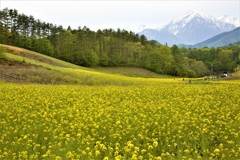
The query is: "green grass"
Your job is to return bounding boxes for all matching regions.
[92,67,176,78]
[3,52,202,86]
[0,44,175,78]
[1,44,234,85]
[0,44,88,69]
[233,67,240,76]
[3,52,132,85]
[1,44,183,85]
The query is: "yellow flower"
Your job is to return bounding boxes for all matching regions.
[153,141,158,147]
[95,150,101,156]
[103,157,109,160]
[214,149,220,153]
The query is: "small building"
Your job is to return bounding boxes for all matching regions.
[223,71,228,77]
[215,71,228,78]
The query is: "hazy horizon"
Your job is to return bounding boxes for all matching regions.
[1,0,240,31]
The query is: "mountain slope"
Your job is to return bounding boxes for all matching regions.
[193,27,240,48]
[139,11,239,46]
[140,29,183,45]
[124,25,146,33]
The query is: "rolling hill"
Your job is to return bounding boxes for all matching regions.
[0,44,177,85]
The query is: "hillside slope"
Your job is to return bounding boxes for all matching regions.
[0,59,80,84]
[93,67,174,78]
[0,44,178,85]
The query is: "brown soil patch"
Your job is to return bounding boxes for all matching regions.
[0,59,77,84]
[218,76,240,81]
[0,44,67,68]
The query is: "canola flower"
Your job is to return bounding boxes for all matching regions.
[0,81,240,159]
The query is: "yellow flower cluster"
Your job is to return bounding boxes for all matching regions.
[0,81,240,159]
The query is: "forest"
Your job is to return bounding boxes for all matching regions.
[1,8,239,77]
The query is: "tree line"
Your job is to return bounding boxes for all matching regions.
[1,8,239,77]
[184,43,240,74]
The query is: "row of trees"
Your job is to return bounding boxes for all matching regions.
[185,45,240,73]
[1,8,239,77]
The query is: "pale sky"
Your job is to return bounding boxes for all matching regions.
[1,0,240,31]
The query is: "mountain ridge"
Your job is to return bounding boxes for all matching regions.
[192,27,240,48]
[137,11,240,46]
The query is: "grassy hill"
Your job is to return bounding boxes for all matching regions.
[93,67,175,78]
[0,44,181,85]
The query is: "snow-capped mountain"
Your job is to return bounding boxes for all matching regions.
[217,15,240,27]
[124,25,146,33]
[139,11,240,45]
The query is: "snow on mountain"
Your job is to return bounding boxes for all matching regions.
[158,10,238,36]
[217,15,240,27]
[124,25,146,33]
[139,11,239,45]
[162,11,211,34]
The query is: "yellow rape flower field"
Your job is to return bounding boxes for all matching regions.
[0,80,240,159]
